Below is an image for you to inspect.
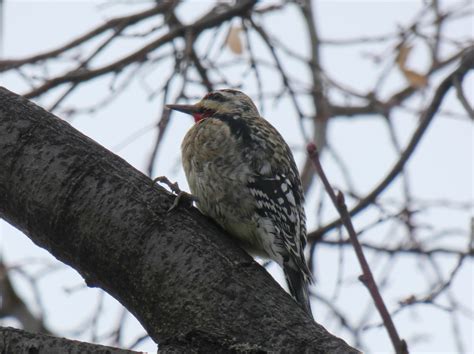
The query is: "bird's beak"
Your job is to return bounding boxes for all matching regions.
[166,104,201,115]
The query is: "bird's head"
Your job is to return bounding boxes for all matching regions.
[167,89,259,123]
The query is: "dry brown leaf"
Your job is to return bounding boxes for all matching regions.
[397,44,427,88]
[226,24,243,55]
[396,43,411,67]
[402,69,428,88]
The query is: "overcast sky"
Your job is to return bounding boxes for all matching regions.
[1,1,472,353]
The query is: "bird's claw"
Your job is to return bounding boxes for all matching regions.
[167,190,197,212]
[152,176,197,212]
[152,176,181,194]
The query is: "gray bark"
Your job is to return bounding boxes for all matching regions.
[0,326,137,354]
[0,87,358,353]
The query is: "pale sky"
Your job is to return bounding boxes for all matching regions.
[1,1,472,353]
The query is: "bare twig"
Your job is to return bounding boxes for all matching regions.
[0,261,51,334]
[310,47,474,241]
[298,0,330,194]
[0,3,175,72]
[320,239,472,257]
[22,0,257,99]
[48,22,128,111]
[307,143,408,354]
[453,75,474,119]
[249,17,309,141]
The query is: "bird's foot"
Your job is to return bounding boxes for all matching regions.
[152,176,197,212]
[167,190,197,212]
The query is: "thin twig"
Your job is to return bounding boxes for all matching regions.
[309,47,474,241]
[22,0,257,99]
[307,142,408,354]
[453,75,474,119]
[48,21,129,111]
[0,3,175,72]
[249,17,309,140]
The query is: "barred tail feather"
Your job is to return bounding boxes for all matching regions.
[284,264,313,319]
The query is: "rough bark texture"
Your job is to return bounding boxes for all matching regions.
[0,326,138,354]
[0,87,358,353]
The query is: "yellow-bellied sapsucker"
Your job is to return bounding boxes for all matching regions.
[167,89,313,318]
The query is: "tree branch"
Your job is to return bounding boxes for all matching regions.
[0,3,175,72]
[0,262,50,334]
[0,326,137,354]
[307,143,407,354]
[0,86,358,352]
[23,0,257,99]
[309,46,474,241]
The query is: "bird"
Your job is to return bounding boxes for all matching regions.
[166,89,313,318]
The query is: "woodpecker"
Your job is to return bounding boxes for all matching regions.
[167,89,313,318]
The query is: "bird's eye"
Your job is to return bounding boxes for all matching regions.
[204,92,226,102]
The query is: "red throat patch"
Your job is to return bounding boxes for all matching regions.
[192,110,214,123]
[192,113,204,122]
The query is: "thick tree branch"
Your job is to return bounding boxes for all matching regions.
[0,87,358,352]
[0,326,137,354]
